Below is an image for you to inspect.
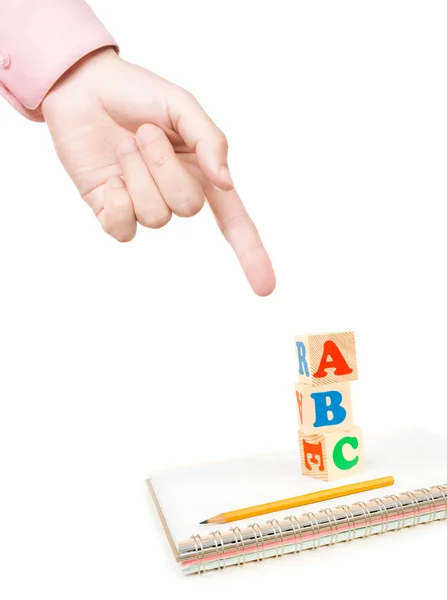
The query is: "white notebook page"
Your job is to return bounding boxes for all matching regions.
[149,429,447,546]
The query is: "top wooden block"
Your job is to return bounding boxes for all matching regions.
[294,331,358,386]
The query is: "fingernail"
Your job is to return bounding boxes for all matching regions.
[220,165,234,186]
[137,124,159,145]
[117,137,137,156]
[107,177,125,188]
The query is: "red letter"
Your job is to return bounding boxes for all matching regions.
[296,391,303,425]
[313,340,353,379]
[303,440,325,472]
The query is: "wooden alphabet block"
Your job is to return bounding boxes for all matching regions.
[294,331,358,386]
[295,381,353,434]
[298,426,365,482]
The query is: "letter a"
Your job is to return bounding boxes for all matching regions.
[313,340,353,379]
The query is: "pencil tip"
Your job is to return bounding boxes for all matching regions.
[199,520,208,525]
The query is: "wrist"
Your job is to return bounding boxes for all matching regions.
[42,47,118,118]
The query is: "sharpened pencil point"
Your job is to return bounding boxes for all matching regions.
[200,520,208,524]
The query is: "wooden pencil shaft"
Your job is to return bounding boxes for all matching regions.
[206,476,394,524]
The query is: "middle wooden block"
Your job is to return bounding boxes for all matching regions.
[295,381,353,434]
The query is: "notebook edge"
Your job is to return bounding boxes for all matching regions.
[146,478,181,562]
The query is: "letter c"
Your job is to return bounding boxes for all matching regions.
[332,436,359,471]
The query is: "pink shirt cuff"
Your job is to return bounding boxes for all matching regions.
[0,0,118,122]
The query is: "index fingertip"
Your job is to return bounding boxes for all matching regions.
[241,248,276,296]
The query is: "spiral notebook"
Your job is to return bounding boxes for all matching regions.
[148,429,447,574]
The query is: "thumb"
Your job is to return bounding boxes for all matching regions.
[168,88,234,191]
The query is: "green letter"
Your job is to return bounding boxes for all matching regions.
[333,436,359,471]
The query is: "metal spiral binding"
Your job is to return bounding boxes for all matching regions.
[185,484,447,574]
[210,530,225,570]
[370,497,390,534]
[230,526,245,566]
[385,494,405,531]
[320,508,339,545]
[267,519,285,557]
[248,522,265,562]
[402,491,421,527]
[305,512,321,549]
[336,504,356,541]
[433,485,447,519]
[190,534,205,574]
[353,501,373,538]
[284,515,304,553]
[419,488,436,523]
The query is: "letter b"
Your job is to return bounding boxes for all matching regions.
[312,390,347,428]
[295,382,353,434]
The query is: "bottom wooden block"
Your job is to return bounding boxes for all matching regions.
[298,426,365,482]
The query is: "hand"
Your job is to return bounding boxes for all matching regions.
[41,48,275,296]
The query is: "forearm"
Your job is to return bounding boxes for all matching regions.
[0,0,117,121]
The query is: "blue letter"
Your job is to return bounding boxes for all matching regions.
[296,342,310,377]
[311,390,347,428]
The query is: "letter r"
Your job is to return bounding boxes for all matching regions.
[296,341,310,377]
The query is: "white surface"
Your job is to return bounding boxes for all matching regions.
[1,0,447,598]
[151,429,447,543]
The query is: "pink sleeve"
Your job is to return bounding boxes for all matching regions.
[0,0,118,122]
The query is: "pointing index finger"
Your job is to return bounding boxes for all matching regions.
[204,182,276,296]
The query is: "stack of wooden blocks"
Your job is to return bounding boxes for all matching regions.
[294,331,365,482]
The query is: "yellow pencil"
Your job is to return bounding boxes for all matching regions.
[200,475,395,524]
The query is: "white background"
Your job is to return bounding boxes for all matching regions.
[0,1,446,597]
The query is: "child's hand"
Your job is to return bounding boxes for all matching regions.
[41,48,275,296]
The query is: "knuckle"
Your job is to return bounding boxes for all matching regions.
[151,153,169,171]
[174,194,204,217]
[103,222,135,242]
[115,230,135,243]
[136,123,163,140]
[179,87,196,103]
[216,128,229,149]
[221,213,252,238]
[168,85,196,109]
[138,209,172,229]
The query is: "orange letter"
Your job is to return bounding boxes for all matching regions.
[296,391,303,425]
[313,340,353,379]
[303,440,325,472]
